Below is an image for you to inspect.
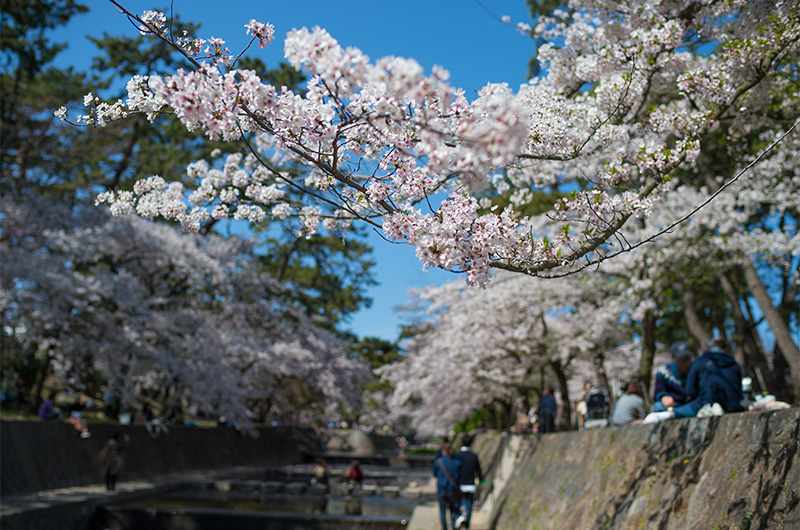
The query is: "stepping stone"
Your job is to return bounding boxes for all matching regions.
[402,487,422,500]
[309,484,329,495]
[345,496,362,515]
[285,482,307,494]
[332,483,354,496]
[380,486,401,499]
[361,484,379,496]
[327,496,347,515]
[260,481,283,494]
[213,481,231,492]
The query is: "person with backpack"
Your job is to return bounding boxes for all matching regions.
[538,388,557,433]
[344,460,364,484]
[679,338,743,417]
[454,435,484,530]
[433,435,449,475]
[433,442,462,530]
[653,342,694,412]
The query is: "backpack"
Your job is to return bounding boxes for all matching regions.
[585,387,610,419]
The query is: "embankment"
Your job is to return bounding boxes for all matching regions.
[0,420,319,496]
[493,408,799,529]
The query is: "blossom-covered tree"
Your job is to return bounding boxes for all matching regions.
[2,3,380,423]
[0,197,367,423]
[63,0,798,290]
[380,272,643,434]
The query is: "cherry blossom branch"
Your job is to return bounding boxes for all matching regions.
[59,1,799,286]
[494,41,795,276]
[527,118,800,279]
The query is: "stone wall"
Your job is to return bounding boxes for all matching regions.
[493,409,799,529]
[0,420,319,496]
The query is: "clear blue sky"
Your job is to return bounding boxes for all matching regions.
[51,0,536,340]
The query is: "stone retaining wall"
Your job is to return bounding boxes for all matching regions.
[493,409,799,529]
[0,420,318,496]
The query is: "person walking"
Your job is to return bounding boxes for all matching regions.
[1,366,19,406]
[344,460,364,484]
[538,388,557,433]
[433,435,449,475]
[433,442,462,530]
[101,432,129,491]
[434,436,449,459]
[312,457,330,486]
[454,435,483,530]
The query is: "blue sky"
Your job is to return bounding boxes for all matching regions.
[51,0,536,340]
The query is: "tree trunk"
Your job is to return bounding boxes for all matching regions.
[718,273,755,373]
[782,267,799,313]
[591,349,610,390]
[743,262,800,384]
[741,295,784,395]
[502,401,514,430]
[770,345,797,404]
[549,359,572,431]
[682,287,710,348]
[638,309,657,398]
[539,366,546,395]
[27,348,52,415]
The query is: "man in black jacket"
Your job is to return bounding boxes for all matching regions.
[454,435,483,529]
[681,338,744,416]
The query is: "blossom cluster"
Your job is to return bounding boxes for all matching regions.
[245,19,275,49]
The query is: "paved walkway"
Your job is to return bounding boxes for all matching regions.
[407,478,489,530]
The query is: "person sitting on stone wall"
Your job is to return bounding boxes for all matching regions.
[609,381,647,427]
[653,342,694,412]
[143,403,169,438]
[682,337,744,416]
[37,392,60,421]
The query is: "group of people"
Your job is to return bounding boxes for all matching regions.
[608,337,745,427]
[433,435,484,530]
